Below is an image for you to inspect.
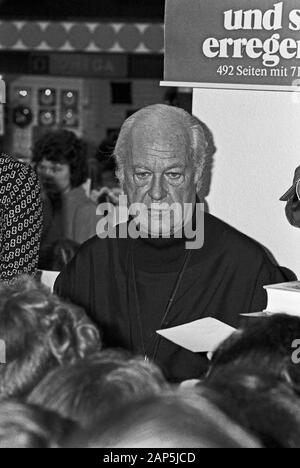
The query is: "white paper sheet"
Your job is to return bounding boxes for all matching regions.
[40,270,60,292]
[241,311,274,318]
[156,317,236,353]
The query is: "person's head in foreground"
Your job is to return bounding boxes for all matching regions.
[28,350,168,429]
[114,104,208,237]
[33,130,88,196]
[71,391,260,448]
[0,277,101,399]
[198,369,300,448]
[208,314,300,393]
[0,400,76,448]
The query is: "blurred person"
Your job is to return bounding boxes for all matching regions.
[95,131,119,165]
[0,154,42,283]
[55,104,295,383]
[28,351,168,429]
[198,369,300,448]
[99,159,119,189]
[0,276,101,399]
[208,314,300,394]
[0,400,75,448]
[90,155,121,206]
[98,157,119,189]
[39,239,80,272]
[33,130,98,247]
[74,392,260,448]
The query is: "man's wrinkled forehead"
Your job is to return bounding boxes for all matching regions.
[130,113,191,160]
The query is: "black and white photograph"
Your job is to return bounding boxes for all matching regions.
[0,0,300,452]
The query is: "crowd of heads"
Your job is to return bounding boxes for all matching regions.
[0,277,299,448]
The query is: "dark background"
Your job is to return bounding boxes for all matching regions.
[0,0,166,21]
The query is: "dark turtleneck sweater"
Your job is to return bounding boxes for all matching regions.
[130,236,189,359]
[54,213,295,382]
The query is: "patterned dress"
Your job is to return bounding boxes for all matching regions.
[0,154,43,282]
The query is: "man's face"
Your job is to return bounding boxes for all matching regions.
[124,118,198,236]
[37,159,71,195]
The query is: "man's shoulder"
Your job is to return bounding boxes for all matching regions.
[204,212,269,261]
[55,232,127,293]
[75,232,122,257]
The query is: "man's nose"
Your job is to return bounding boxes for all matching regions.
[149,175,167,201]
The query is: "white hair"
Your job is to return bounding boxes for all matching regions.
[114,104,208,192]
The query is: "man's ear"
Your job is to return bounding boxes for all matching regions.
[48,323,73,365]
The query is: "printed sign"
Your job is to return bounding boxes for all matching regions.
[49,53,127,78]
[164,0,300,91]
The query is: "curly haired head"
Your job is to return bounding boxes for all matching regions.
[0,400,75,448]
[32,130,88,188]
[0,276,101,400]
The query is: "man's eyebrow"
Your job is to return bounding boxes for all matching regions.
[133,163,186,170]
[164,164,186,170]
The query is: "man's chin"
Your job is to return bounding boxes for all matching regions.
[139,221,176,238]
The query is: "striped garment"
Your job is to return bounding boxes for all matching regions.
[0,154,43,283]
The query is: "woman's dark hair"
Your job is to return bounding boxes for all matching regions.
[32,130,88,188]
[198,370,300,448]
[209,314,300,394]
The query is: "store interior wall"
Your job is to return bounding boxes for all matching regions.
[193,88,300,277]
[3,75,166,160]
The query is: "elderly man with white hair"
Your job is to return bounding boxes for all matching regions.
[55,104,294,382]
